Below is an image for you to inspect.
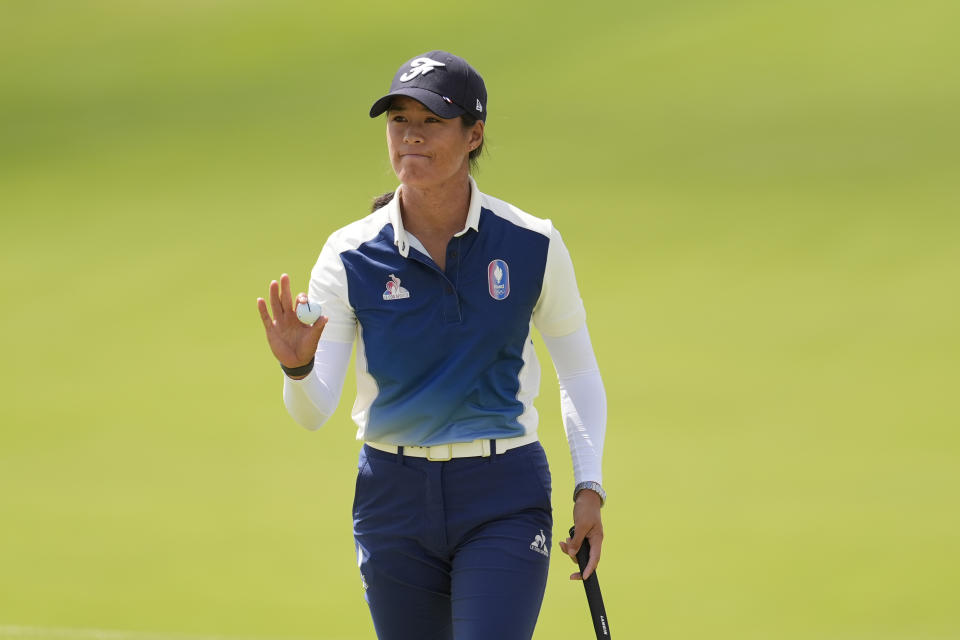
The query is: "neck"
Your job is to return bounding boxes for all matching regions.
[399,174,472,238]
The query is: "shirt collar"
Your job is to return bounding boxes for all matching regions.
[388,176,482,258]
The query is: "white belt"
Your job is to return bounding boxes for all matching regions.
[365,432,538,461]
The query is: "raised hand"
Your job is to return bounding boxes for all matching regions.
[256,273,328,377]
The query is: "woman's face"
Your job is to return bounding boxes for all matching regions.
[386,96,483,189]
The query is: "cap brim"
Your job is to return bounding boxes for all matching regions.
[369,87,466,119]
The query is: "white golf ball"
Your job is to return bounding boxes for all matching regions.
[296,300,323,325]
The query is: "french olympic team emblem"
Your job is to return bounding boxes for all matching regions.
[383,274,410,300]
[487,259,510,300]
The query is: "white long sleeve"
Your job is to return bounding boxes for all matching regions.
[282,339,352,430]
[543,325,607,486]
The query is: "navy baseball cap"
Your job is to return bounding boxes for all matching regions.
[369,50,487,122]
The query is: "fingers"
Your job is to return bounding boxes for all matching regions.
[561,526,587,573]
[567,498,604,581]
[558,535,602,581]
[256,297,273,331]
[569,527,587,556]
[559,534,585,581]
[279,273,293,313]
[268,279,282,321]
[268,274,296,324]
[581,533,602,581]
[558,539,582,580]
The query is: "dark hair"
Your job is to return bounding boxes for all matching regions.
[371,113,485,212]
[460,112,485,173]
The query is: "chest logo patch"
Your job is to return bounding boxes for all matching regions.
[487,259,510,301]
[383,274,410,301]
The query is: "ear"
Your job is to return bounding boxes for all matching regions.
[467,120,485,151]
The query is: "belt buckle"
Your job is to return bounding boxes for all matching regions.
[426,444,453,461]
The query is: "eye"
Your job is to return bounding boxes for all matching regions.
[425,117,441,123]
[391,115,407,122]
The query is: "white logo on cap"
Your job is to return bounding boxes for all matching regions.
[400,57,446,82]
[476,99,483,112]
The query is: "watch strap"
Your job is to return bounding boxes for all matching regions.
[574,481,606,506]
[281,357,315,378]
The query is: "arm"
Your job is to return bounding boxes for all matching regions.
[543,325,607,488]
[281,241,358,429]
[532,226,607,581]
[545,324,608,581]
[282,339,352,430]
[259,241,358,430]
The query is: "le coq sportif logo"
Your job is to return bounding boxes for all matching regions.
[400,57,446,82]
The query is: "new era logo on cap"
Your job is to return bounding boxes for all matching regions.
[369,50,488,122]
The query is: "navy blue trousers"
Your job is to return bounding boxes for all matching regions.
[352,442,553,640]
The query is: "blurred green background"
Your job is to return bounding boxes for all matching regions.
[1,0,957,638]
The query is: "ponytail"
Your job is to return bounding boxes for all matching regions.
[370,191,395,212]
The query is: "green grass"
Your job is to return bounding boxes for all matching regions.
[1,0,958,638]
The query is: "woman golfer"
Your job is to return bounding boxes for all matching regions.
[257,50,607,640]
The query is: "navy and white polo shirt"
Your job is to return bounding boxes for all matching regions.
[309,177,586,446]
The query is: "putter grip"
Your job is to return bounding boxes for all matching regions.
[569,526,611,638]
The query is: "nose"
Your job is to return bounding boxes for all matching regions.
[402,125,423,144]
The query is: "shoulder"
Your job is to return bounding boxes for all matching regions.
[478,191,554,239]
[322,208,392,256]
[310,209,392,282]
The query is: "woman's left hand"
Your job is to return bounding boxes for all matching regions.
[558,489,604,581]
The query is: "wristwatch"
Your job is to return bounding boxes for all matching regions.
[573,481,606,506]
